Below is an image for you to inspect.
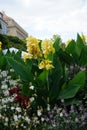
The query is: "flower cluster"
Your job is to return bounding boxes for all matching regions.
[41,39,55,58]
[26,35,42,59]
[23,35,55,70]
[0,68,87,129]
[41,103,87,130]
[39,59,54,70]
[0,69,40,129]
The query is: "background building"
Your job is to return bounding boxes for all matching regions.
[0,12,7,35]
[2,12,28,39]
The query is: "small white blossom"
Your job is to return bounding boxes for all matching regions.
[29,85,34,90]
[41,117,44,122]
[30,97,34,102]
[1,98,7,104]
[7,76,11,80]
[16,107,21,112]
[60,112,63,117]
[5,117,9,122]
[37,109,42,116]
[14,115,18,121]
[1,84,8,90]
[10,68,14,72]
[18,115,22,118]
[1,71,7,77]
[3,90,9,96]
[3,105,6,108]
[47,104,50,111]
[11,106,15,110]
[25,116,30,123]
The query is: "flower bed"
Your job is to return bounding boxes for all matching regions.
[0,34,87,129]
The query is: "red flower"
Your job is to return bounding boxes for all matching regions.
[9,86,30,107]
[9,86,21,96]
[15,95,30,107]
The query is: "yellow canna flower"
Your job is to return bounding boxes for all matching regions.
[41,39,55,58]
[26,36,42,59]
[39,59,54,70]
[23,53,32,62]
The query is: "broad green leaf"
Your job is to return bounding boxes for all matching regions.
[68,71,86,90]
[65,40,76,54]
[59,85,80,99]
[49,56,64,100]
[76,34,84,56]
[53,37,61,52]
[79,46,87,66]
[58,49,73,65]
[38,70,47,83]
[7,57,33,82]
[59,71,86,99]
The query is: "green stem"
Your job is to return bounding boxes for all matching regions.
[46,70,49,103]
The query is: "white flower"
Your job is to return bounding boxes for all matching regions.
[5,117,8,122]
[30,97,34,102]
[47,104,50,111]
[25,116,30,123]
[16,107,21,112]
[9,80,18,86]
[10,68,14,72]
[14,115,18,121]
[3,90,9,96]
[41,117,44,122]
[1,98,7,104]
[60,112,63,117]
[37,109,42,116]
[7,76,11,80]
[3,105,6,108]
[1,71,7,77]
[29,85,34,90]
[18,115,22,118]
[8,97,15,102]
[11,106,15,110]
[1,84,8,90]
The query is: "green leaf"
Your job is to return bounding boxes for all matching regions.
[68,71,86,90]
[58,49,73,65]
[38,70,47,83]
[49,56,64,100]
[79,46,87,66]
[65,40,76,54]
[53,37,61,52]
[59,85,80,99]
[76,34,84,56]
[59,71,86,99]
[7,57,33,82]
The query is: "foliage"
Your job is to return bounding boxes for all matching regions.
[6,34,87,108]
[0,33,87,129]
[0,33,26,50]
